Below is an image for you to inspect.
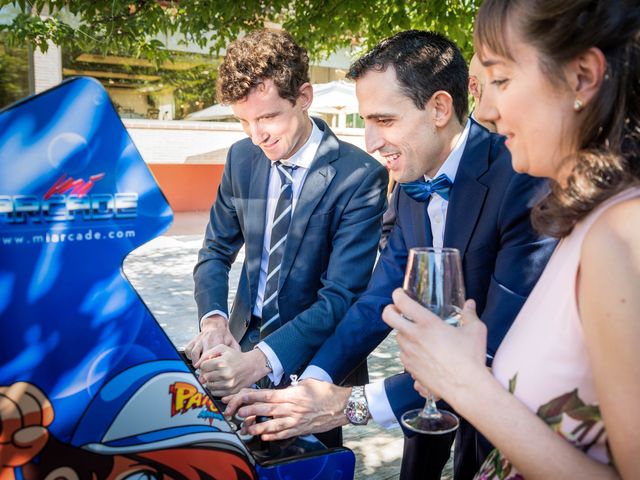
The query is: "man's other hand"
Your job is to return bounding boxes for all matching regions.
[185,314,240,364]
[222,379,351,441]
[197,346,269,397]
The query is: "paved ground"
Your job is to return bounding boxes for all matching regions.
[124,212,453,479]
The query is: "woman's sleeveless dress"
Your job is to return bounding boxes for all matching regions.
[475,188,640,479]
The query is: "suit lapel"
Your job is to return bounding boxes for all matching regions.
[247,153,271,302]
[279,119,338,287]
[443,121,490,255]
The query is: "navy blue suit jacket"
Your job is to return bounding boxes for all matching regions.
[193,118,388,378]
[309,120,555,421]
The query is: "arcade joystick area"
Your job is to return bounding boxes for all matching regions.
[177,349,327,466]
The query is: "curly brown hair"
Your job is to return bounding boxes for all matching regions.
[216,30,309,105]
[475,0,640,238]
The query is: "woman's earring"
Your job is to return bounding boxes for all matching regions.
[574,98,584,112]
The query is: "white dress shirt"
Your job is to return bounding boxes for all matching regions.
[302,119,471,428]
[201,119,323,385]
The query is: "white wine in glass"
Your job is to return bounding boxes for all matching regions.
[401,247,465,434]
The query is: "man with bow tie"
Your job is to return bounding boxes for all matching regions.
[184,30,388,448]
[224,30,555,479]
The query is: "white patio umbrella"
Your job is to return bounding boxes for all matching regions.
[185,103,234,121]
[310,81,359,120]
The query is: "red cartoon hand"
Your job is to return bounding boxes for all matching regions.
[0,382,54,479]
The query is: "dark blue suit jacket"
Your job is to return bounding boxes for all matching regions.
[309,120,555,421]
[193,118,388,378]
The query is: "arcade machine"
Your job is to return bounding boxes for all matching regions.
[0,77,356,479]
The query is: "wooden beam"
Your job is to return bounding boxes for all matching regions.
[62,69,162,81]
[103,82,143,89]
[75,53,210,71]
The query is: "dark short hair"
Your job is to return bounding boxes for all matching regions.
[476,0,640,238]
[348,30,469,123]
[217,30,309,105]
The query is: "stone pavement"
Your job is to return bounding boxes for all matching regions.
[123,212,453,479]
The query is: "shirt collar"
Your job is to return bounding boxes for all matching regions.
[279,119,322,170]
[425,118,471,183]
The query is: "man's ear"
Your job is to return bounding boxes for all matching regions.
[428,90,454,127]
[566,47,606,107]
[297,82,314,110]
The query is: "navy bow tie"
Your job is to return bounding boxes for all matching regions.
[400,174,453,202]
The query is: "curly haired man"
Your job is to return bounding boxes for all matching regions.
[185,30,388,446]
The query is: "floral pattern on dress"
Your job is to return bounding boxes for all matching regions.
[474,374,606,480]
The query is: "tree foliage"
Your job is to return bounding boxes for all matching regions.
[285,0,480,60]
[0,0,480,63]
[0,35,29,106]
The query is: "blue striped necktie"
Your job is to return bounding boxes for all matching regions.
[400,174,453,202]
[261,162,297,338]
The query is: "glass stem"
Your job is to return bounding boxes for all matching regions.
[420,393,441,418]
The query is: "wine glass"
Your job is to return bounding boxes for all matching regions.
[400,247,465,434]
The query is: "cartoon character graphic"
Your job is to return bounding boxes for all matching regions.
[0,362,256,480]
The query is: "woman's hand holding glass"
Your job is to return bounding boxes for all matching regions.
[382,289,489,413]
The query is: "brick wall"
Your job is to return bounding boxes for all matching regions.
[123,118,368,165]
[124,119,373,212]
[123,119,246,165]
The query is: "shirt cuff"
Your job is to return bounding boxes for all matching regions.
[199,310,228,329]
[256,342,284,386]
[300,365,334,384]
[365,380,400,429]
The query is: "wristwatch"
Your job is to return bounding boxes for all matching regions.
[344,386,371,425]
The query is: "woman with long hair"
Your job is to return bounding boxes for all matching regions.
[384,1,640,478]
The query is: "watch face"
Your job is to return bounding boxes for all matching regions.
[345,386,369,425]
[346,400,368,424]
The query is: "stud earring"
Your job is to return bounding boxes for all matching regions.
[574,98,584,112]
